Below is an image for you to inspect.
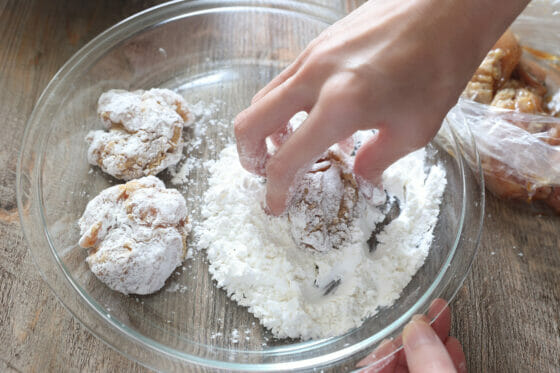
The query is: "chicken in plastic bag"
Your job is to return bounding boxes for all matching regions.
[437,0,560,213]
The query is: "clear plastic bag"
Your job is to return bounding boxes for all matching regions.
[437,0,560,212]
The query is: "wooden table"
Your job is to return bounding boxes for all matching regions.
[1,1,558,371]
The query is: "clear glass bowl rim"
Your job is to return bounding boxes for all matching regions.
[16,0,485,371]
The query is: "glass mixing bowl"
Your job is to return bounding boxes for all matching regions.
[17,1,484,371]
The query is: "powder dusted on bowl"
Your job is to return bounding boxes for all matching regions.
[196,144,447,340]
[86,88,192,180]
[78,175,190,295]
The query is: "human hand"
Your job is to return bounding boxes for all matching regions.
[234,0,529,215]
[356,299,466,373]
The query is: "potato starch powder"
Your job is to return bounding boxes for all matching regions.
[197,143,446,340]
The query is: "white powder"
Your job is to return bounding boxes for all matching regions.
[170,157,198,184]
[231,329,240,344]
[196,143,447,340]
[168,99,230,187]
[165,282,189,293]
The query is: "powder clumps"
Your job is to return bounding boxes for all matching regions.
[86,88,192,180]
[78,175,190,295]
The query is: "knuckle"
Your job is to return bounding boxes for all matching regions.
[303,37,321,55]
[298,49,333,79]
[326,72,368,102]
[305,31,329,55]
[306,48,330,68]
[284,76,312,105]
[342,72,369,99]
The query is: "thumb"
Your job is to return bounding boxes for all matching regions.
[403,317,457,373]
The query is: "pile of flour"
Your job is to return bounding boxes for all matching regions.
[196,142,446,340]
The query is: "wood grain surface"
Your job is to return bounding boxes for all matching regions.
[0,0,558,372]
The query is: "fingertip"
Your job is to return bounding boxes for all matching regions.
[353,144,383,187]
[402,318,436,349]
[264,158,291,216]
[403,318,456,373]
[235,140,268,176]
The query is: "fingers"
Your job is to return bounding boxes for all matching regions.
[234,81,313,175]
[395,300,453,369]
[356,339,399,373]
[359,299,460,372]
[265,93,355,215]
[353,129,412,187]
[357,299,463,372]
[445,337,467,373]
[427,298,452,344]
[402,317,457,373]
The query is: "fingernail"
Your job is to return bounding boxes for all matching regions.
[403,318,439,350]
